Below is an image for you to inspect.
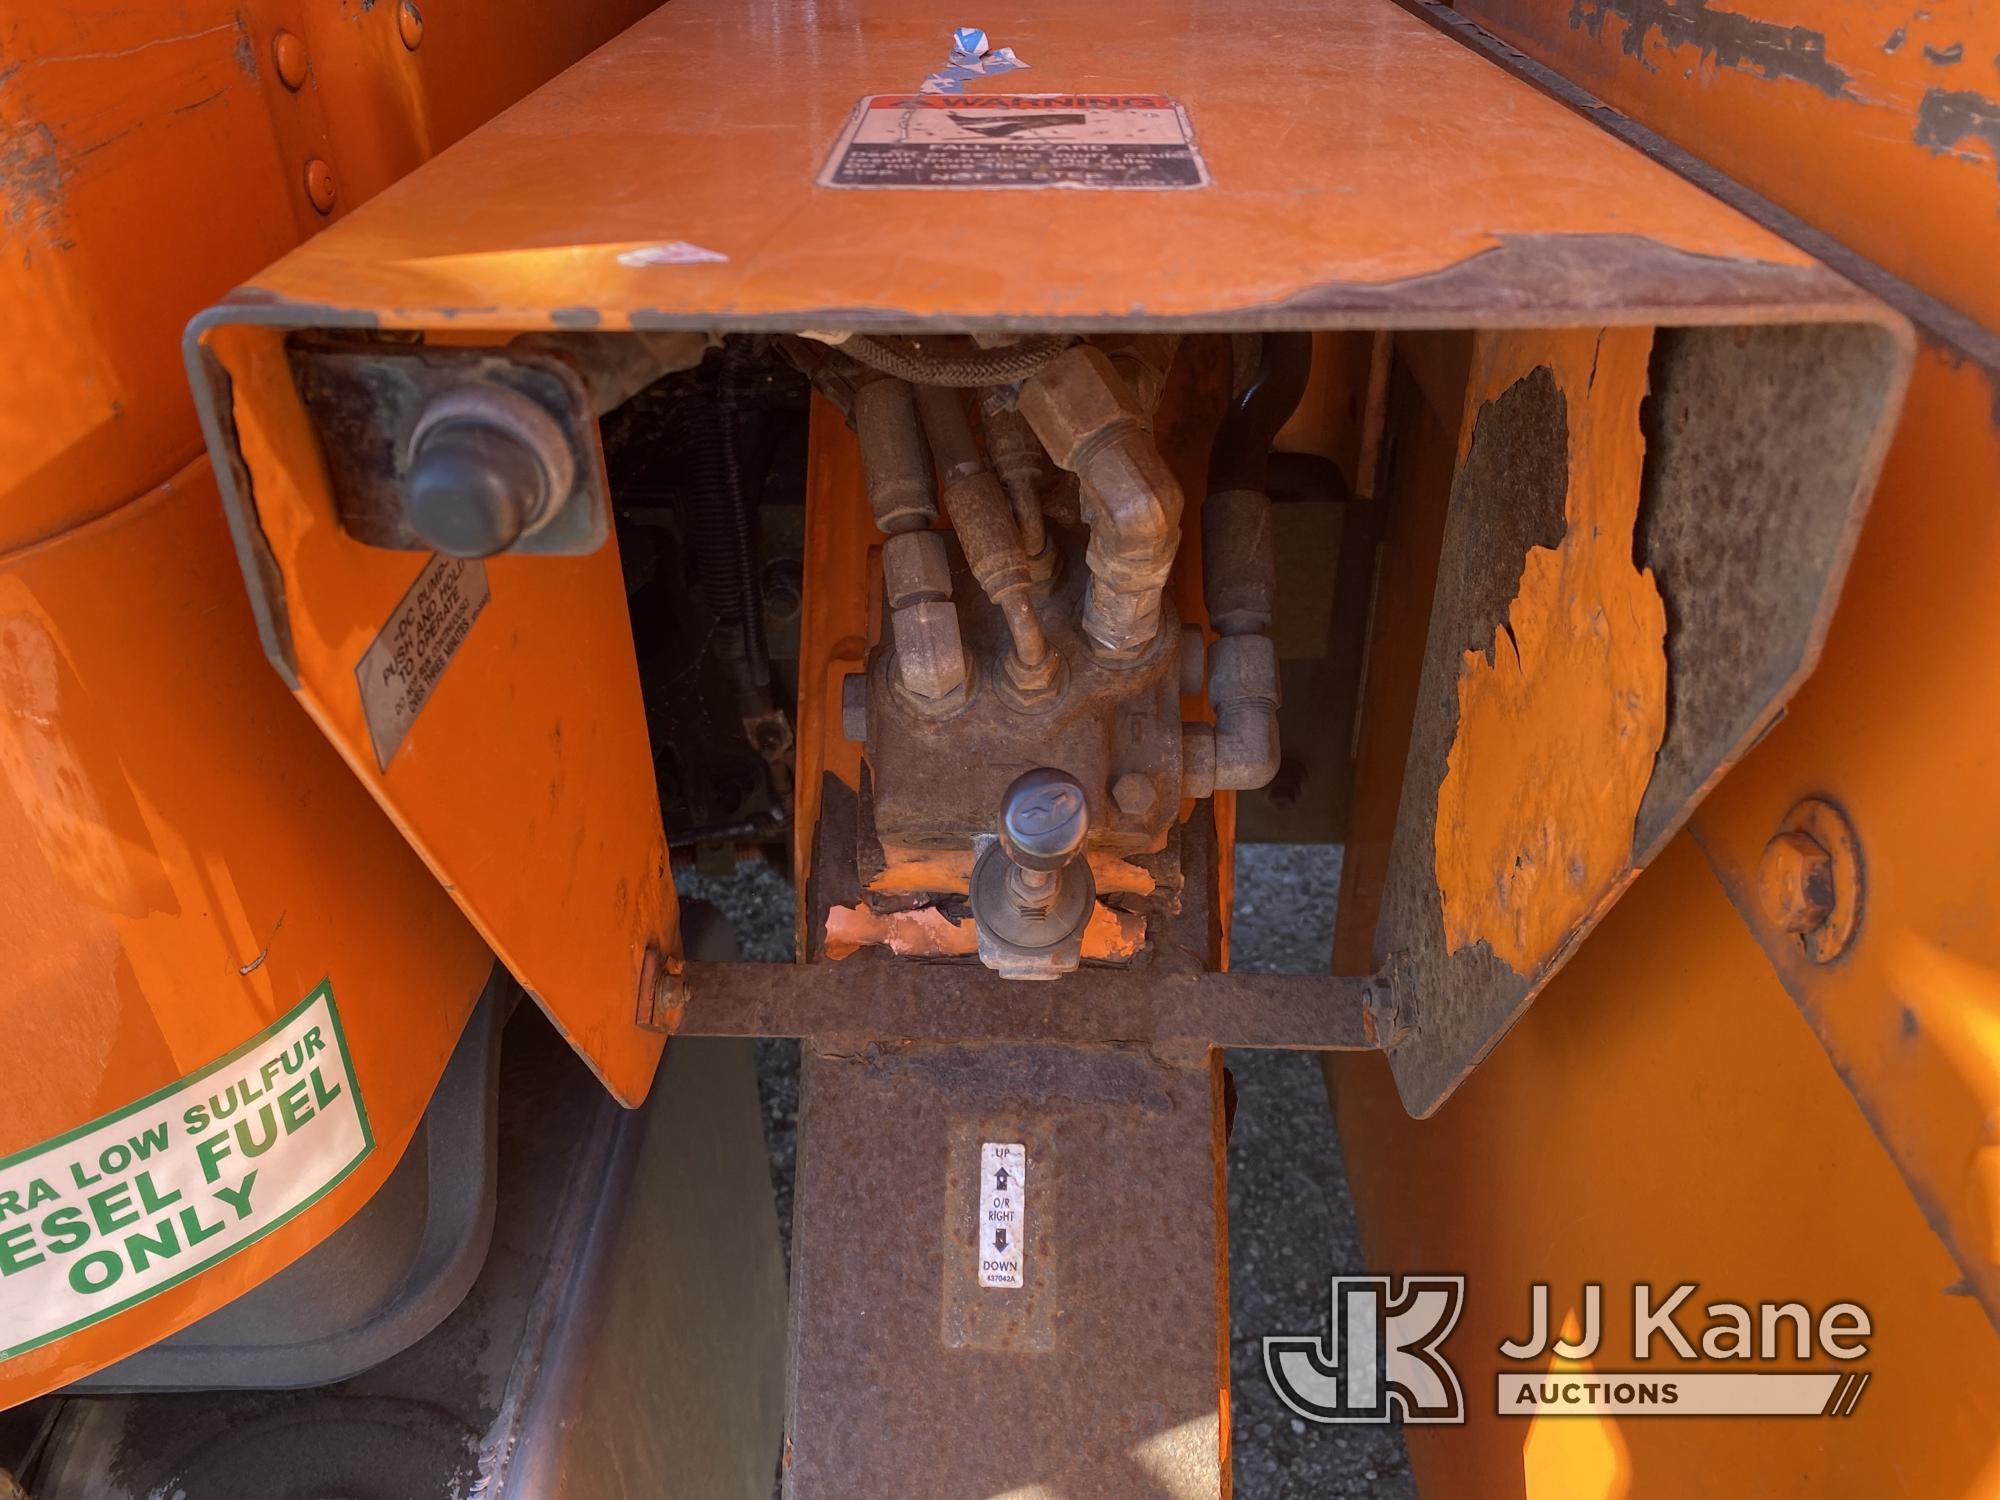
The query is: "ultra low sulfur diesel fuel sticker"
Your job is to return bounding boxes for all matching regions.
[0,981,372,1362]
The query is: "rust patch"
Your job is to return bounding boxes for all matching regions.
[1569,0,1854,98]
[1915,88,2000,181]
[0,116,62,236]
[1433,329,1667,975]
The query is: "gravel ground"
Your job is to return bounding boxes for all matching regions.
[676,844,1413,1498]
[1224,845,1415,1499]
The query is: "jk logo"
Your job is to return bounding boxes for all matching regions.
[1264,1276,1467,1425]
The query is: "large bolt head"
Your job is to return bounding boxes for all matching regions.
[405,421,547,558]
[1111,771,1158,819]
[1759,829,1834,935]
[404,384,572,558]
[999,767,1090,871]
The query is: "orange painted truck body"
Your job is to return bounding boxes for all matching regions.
[0,0,655,1411]
[1333,2,2000,1495]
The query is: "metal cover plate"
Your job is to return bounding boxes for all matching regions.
[196,0,1880,331]
[786,1042,1226,1499]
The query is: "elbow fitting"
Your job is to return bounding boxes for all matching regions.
[1018,346,1185,660]
[1207,634,1281,791]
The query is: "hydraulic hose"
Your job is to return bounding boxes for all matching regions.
[686,345,771,712]
[840,334,1073,387]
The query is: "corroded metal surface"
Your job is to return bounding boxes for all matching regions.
[1374,318,1901,1118]
[785,1042,1226,1500]
[675,958,1390,1062]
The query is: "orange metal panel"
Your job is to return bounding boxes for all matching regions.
[1446,0,2000,1339]
[0,0,659,549]
[1690,350,2000,1322]
[0,460,492,1408]
[204,0,1840,332]
[0,0,663,1404]
[1455,0,2000,330]
[1328,1,2000,1491]
[1332,837,2000,1498]
[199,320,675,1106]
[189,0,1899,1091]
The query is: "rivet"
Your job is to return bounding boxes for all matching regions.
[398,0,425,50]
[272,30,310,91]
[304,158,337,215]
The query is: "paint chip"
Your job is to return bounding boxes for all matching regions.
[616,241,729,267]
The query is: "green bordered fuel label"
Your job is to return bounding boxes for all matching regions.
[0,981,372,1362]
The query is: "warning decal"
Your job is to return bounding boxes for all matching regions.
[0,982,373,1363]
[820,94,1209,190]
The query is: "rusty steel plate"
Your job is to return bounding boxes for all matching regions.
[786,1041,1227,1500]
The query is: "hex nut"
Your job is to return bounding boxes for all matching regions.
[883,530,951,609]
[890,599,967,702]
[840,672,868,743]
[997,641,1065,712]
[1760,831,1833,935]
[1111,771,1158,819]
[1017,345,1147,472]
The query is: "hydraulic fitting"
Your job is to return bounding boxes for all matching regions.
[1193,331,1308,791]
[881,530,969,712]
[1206,633,1281,790]
[979,395,1055,582]
[855,377,937,535]
[1017,345,1184,661]
[917,387,1060,706]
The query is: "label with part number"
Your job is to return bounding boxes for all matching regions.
[978,1142,1026,1288]
[356,554,489,771]
[820,94,1209,190]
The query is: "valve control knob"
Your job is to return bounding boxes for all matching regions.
[999,768,1090,873]
[972,768,1094,981]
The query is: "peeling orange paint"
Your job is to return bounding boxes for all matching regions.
[823,901,1145,962]
[1434,328,1667,975]
[870,844,1158,899]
